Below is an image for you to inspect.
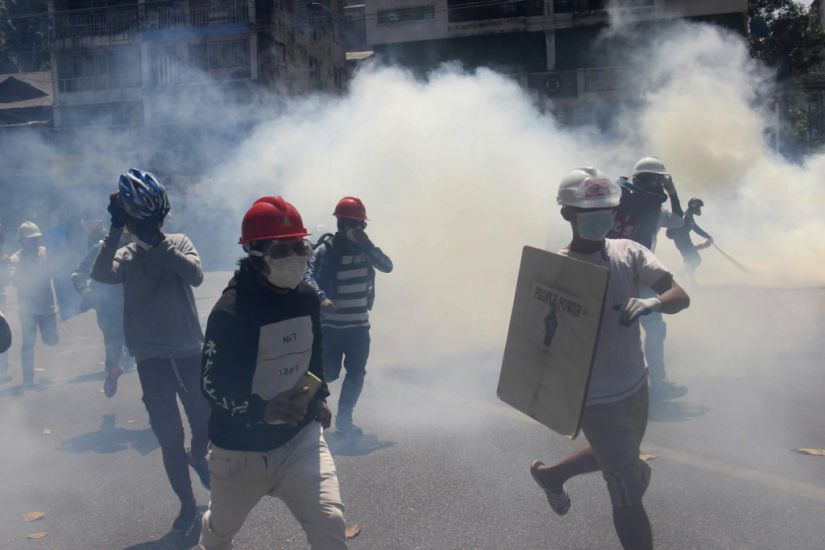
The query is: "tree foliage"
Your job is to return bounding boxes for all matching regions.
[0,0,49,73]
[749,0,825,79]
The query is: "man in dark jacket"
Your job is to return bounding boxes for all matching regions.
[199,196,347,549]
[303,196,393,435]
[666,198,713,286]
[71,221,133,397]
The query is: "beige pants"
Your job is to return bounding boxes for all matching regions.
[199,423,348,549]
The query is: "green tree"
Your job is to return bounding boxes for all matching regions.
[0,0,49,73]
[749,0,825,78]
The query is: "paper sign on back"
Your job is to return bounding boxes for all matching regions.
[497,246,609,438]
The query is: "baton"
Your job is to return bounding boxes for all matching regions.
[712,244,751,274]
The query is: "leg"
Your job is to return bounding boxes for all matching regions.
[272,425,348,549]
[583,386,652,550]
[639,287,666,384]
[18,311,37,383]
[97,307,123,372]
[534,446,602,492]
[173,356,211,459]
[337,328,370,421]
[199,448,267,550]
[136,358,195,504]
[322,327,346,384]
[36,314,59,346]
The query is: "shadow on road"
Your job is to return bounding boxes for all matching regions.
[122,508,205,550]
[649,400,710,423]
[326,432,395,457]
[58,414,158,456]
[67,370,106,384]
[0,378,56,398]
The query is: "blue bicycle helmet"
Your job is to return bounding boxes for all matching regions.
[118,168,170,221]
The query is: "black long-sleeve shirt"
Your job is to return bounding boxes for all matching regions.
[201,263,329,452]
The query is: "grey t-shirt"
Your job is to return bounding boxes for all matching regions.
[561,239,670,406]
[91,228,204,361]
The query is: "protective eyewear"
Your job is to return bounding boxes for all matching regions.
[264,239,313,259]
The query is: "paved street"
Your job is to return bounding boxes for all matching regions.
[0,273,823,549]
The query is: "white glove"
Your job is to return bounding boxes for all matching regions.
[620,297,662,326]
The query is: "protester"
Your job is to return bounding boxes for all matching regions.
[0,309,11,355]
[608,157,687,401]
[0,226,10,383]
[91,169,210,534]
[532,168,690,550]
[666,198,713,286]
[71,222,133,397]
[8,221,59,388]
[199,196,348,549]
[303,197,393,435]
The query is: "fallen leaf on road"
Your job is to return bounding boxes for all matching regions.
[127,420,136,424]
[23,512,45,522]
[345,524,361,540]
[26,532,47,540]
[97,389,104,393]
[41,428,51,436]
[640,454,656,462]
[794,448,825,457]
[34,368,45,373]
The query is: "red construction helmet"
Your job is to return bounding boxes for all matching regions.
[239,196,310,244]
[333,196,368,221]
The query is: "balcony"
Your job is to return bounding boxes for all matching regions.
[553,0,652,14]
[52,0,250,42]
[448,0,543,24]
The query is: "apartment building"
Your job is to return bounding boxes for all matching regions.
[366,0,748,124]
[48,0,347,167]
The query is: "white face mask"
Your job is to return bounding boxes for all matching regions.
[263,255,309,289]
[575,210,616,242]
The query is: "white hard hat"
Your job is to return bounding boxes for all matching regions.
[632,156,669,176]
[557,167,621,208]
[17,221,42,240]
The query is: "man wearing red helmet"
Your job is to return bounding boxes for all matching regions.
[304,196,393,436]
[199,197,348,549]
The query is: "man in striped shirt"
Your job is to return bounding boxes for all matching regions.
[304,197,393,435]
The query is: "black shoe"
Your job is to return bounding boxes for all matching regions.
[336,415,363,437]
[171,499,197,533]
[650,380,688,402]
[187,448,211,491]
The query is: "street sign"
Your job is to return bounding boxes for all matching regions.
[497,246,609,438]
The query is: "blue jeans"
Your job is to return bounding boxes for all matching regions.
[322,326,370,419]
[19,310,59,383]
[96,303,133,372]
[639,287,666,383]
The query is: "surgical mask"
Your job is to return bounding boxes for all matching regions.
[575,210,616,241]
[263,255,309,289]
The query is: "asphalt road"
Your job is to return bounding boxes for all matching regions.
[1,273,823,549]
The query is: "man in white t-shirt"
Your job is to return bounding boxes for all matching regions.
[531,168,690,550]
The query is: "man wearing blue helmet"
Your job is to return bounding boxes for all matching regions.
[607,157,687,401]
[92,169,211,535]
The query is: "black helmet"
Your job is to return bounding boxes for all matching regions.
[688,198,704,210]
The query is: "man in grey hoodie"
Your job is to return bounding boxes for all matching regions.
[92,169,210,535]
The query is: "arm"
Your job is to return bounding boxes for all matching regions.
[650,274,690,314]
[90,227,125,284]
[691,222,713,241]
[663,176,684,218]
[71,244,100,294]
[161,235,204,287]
[303,245,328,302]
[201,311,267,426]
[364,241,393,273]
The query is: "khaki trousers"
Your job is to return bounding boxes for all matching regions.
[199,423,347,549]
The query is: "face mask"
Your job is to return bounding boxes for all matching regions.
[575,210,616,242]
[263,255,309,289]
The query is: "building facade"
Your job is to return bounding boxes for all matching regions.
[366,0,748,124]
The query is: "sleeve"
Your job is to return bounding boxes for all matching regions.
[631,242,672,288]
[303,245,328,302]
[364,242,393,273]
[308,295,330,403]
[161,235,204,287]
[201,310,267,426]
[658,207,685,230]
[71,244,99,294]
[692,222,712,240]
[91,227,126,284]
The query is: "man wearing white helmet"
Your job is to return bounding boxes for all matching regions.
[532,168,690,550]
[7,221,60,388]
[608,157,686,401]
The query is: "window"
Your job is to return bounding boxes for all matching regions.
[377,5,435,25]
[448,0,542,23]
[61,101,143,128]
[188,39,251,80]
[57,47,141,93]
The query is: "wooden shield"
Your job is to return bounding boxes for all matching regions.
[497,246,609,438]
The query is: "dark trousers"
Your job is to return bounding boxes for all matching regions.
[137,355,210,503]
[95,305,133,371]
[19,310,59,382]
[322,326,370,419]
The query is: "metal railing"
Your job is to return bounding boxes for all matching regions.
[52,0,250,41]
